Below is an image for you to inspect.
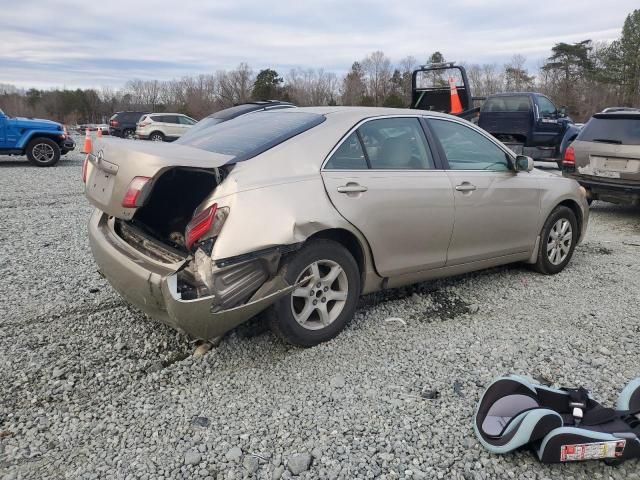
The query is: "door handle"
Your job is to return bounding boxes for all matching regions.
[337,184,368,194]
[455,183,477,192]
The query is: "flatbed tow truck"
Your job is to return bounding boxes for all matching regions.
[411,62,581,167]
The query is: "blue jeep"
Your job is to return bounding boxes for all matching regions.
[0,109,76,166]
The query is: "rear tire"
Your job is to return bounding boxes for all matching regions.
[123,129,135,139]
[532,206,578,275]
[268,239,360,347]
[26,137,60,167]
[149,131,164,142]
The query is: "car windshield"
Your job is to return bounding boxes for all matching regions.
[176,111,325,161]
[578,117,640,145]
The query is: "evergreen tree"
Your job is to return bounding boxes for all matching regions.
[251,69,283,101]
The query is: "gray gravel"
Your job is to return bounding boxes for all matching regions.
[1,143,639,479]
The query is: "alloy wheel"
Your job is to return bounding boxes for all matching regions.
[546,218,572,265]
[290,259,348,330]
[32,143,55,163]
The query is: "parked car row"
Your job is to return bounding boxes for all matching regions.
[107,101,296,141]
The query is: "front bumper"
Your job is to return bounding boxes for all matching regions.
[88,210,295,339]
[61,137,76,152]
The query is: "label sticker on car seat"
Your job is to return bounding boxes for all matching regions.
[560,440,626,461]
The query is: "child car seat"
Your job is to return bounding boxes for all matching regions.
[474,375,640,464]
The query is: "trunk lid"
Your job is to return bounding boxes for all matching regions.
[85,138,232,219]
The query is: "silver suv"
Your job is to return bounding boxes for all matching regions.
[136,114,197,142]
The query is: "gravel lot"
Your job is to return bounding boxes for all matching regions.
[1,143,639,479]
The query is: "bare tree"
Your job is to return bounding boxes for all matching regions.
[398,56,418,105]
[504,55,535,91]
[286,68,337,106]
[361,51,393,106]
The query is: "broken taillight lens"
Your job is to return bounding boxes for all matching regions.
[122,176,151,208]
[185,203,229,251]
[563,145,575,166]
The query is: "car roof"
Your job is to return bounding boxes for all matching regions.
[271,106,457,121]
[593,111,640,120]
[486,92,539,98]
[601,107,640,113]
[208,101,295,121]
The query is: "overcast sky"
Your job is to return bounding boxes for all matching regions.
[0,0,637,89]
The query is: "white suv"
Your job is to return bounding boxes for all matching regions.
[136,114,197,142]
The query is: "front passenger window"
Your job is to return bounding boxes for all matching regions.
[429,119,511,171]
[538,97,557,118]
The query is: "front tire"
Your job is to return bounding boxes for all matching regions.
[123,129,135,139]
[269,239,360,347]
[26,138,60,167]
[532,206,578,275]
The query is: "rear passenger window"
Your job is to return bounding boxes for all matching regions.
[358,118,434,169]
[325,132,368,170]
[483,96,530,112]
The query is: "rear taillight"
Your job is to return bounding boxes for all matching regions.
[122,176,151,208]
[82,157,88,183]
[110,120,118,127]
[563,145,575,166]
[185,204,229,250]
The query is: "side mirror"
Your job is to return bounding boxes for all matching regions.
[558,107,567,118]
[514,155,534,172]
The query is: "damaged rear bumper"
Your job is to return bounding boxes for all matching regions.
[88,210,294,339]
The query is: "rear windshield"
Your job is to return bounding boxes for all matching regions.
[414,67,464,90]
[176,111,325,161]
[482,96,530,112]
[578,117,640,145]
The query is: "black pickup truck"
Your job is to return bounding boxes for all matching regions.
[411,63,581,167]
